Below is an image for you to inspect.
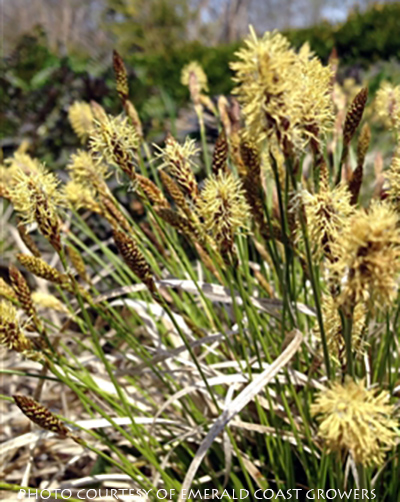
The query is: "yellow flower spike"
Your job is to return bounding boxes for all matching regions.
[67,150,109,188]
[311,379,397,467]
[374,82,400,130]
[65,181,102,213]
[197,171,250,255]
[231,27,334,153]
[331,201,400,310]
[156,136,200,201]
[32,292,69,313]
[313,295,366,365]
[89,114,139,179]
[68,101,95,143]
[10,162,65,252]
[181,61,209,93]
[301,183,354,260]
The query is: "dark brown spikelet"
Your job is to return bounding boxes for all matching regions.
[67,246,89,283]
[17,254,69,286]
[100,196,132,233]
[239,141,266,232]
[343,87,368,146]
[136,174,169,207]
[155,206,196,239]
[112,229,156,294]
[113,50,129,102]
[349,123,371,205]
[13,395,70,437]
[212,131,228,175]
[0,302,34,353]
[159,171,189,214]
[33,192,62,252]
[356,123,371,168]
[9,265,36,319]
[17,221,41,257]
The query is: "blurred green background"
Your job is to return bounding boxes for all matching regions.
[1,0,400,164]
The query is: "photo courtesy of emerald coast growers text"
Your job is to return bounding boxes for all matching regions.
[1,0,400,500]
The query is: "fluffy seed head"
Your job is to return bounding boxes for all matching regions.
[68,101,94,143]
[13,395,70,437]
[311,379,397,466]
[197,172,250,253]
[331,202,400,309]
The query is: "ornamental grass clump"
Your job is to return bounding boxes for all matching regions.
[2,27,400,501]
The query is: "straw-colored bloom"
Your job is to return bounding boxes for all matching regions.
[67,150,109,187]
[90,114,139,178]
[374,82,400,130]
[314,295,366,363]
[301,183,354,260]
[65,181,101,212]
[231,28,333,151]
[181,61,209,93]
[231,28,299,149]
[296,49,334,142]
[10,162,65,251]
[156,136,199,201]
[311,379,397,466]
[32,292,69,313]
[331,201,400,309]
[197,171,250,253]
[68,101,94,143]
[386,149,400,210]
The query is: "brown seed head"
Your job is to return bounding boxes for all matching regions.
[67,246,89,283]
[13,395,70,437]
[212,131,229,175]
[112,229,156,293]
[356,123,371,168]
[17,221,41,257]
[159,171,189,213]
[0,301,34,353]
[113,50,129,102]
[343,87,368,146]
[136,174,168,207]
[9,265,36,319]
